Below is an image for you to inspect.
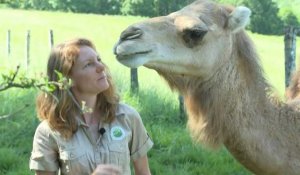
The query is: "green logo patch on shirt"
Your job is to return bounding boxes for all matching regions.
[110,126,126,140]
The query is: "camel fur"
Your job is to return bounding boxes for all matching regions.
[286,66,300,108]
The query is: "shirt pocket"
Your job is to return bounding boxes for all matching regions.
[59,148,90,175]
[108,141,130,168]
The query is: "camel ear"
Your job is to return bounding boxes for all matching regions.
[227,6,251,33]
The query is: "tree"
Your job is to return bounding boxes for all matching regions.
[282,11,300,27]
[0,66,93,119]
[242,0,284,35]
[120,0,155,16]
[120,0,193,17]
[0,66,65,93]
[93,0,121,15]
[153,0,193,16]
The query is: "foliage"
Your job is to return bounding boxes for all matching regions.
[282,11,300,28]
[120,0,155,16]
[0,0,8,3]
[276,0,300,23]
[0,148,20,174]
[219,0,300,35]
[217,0,244,5]
[0,89,37,175]
[4,0,300,35]
[6,0,121,14]
[0,66,39,92]
[6,0,30,8]
[6,0,193,16]
[93,0,121,15]
[0,67,97,114]
[153,0,194,16]
[241,0,284,35]
[0,66,64,93]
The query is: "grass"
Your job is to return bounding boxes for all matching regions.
[0,8,300,175]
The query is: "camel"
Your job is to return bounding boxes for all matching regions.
[113,0,300,174]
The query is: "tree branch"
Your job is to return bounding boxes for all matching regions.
[0,104,30,120]
[1,67,88,114]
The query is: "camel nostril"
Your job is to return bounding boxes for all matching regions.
[120,26,143,41]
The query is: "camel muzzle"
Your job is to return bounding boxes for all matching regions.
[120,26,143,41]
[113,26,143,56]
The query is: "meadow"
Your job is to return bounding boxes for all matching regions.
[0,8,300,175]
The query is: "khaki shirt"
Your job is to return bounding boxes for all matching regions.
[30,103,153,175]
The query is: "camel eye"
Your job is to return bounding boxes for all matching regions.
[189,30,207,40]
[182,28,207,48]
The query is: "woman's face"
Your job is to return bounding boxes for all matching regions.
[70,46,109,96]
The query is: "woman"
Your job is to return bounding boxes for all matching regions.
[30,38,153,175]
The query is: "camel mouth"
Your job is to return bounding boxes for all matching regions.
[116,50,152,68]
[117,50,151,58]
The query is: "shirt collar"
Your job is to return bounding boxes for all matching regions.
[75,115,88,127]
[115,104,126,116]
[75,104,126,127]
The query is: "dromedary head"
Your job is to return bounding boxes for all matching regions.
[114,0,251,87]
[114,0,300,174]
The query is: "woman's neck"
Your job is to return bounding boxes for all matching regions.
[80,96,97,111]
[71,90,100,125]
[72,89,98,112]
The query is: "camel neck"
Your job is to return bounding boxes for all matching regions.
[184,55,300,174]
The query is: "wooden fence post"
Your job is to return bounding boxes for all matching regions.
[130,68,139,93]
[25,30,30,73]
[7,30,11,58]
[284,26,298,88]
[49,29,54,49]
[178,95,185,120]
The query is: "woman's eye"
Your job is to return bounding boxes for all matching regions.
[84,62,93,68]
[97,56,101,62]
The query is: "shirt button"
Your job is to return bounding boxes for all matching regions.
[95,148,99,152]
[70,153,74,158]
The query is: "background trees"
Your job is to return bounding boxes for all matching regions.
[242,0,283,35]
[3,0,300,35]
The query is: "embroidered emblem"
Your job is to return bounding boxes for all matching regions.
[110,126,125,140]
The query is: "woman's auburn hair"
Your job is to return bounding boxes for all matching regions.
[36,38,120,139]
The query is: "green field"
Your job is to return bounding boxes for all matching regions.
[1,8,300,175]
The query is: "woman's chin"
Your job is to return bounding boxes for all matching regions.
[97,83,110,94]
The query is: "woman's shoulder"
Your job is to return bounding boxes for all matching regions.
[36,120,51,132]
[117,103,138,115]
[115,103,147,132]
[116,103,141,121]
[35,120,59,137]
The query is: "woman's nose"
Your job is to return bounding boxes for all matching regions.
[96,62,105,73]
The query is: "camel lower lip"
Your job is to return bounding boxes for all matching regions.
[117,50,151,60]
